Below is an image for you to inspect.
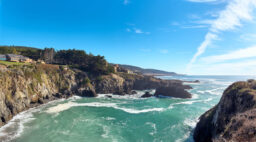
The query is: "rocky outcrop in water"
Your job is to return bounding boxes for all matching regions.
[141,92,153,98]
[194,80,256,142]
[94,73,192,98]
[154,85,192,98]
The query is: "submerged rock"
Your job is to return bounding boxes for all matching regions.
[141,92,153,98]
[131,90,137,95]
[194,80,256,142]
[154,86,192,98]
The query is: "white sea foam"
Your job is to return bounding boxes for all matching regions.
[197,87,225,96]
[45,101,77,114]
[0,98,68,142]
[97,90,156,100]
[104,117,116,121]
[119,107,164,114]
[45,101,165,114]
[168,97,214,108]
[146,122,157,136]
[0,108,38,142]
[184,118,197,128]
[192,93,199,99]
[101,125,110,138]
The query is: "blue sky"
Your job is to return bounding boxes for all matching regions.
[0,0,256,75]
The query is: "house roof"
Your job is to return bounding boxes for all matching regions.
[6,54,30,60]
[0,55,6,58]
[7,54,23,58]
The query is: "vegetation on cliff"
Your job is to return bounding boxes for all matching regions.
[0,46,114,75]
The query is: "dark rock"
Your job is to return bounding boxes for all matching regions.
[38,98,44,104]
[106,95,112,98]
[154,86,192,98]
[131,90,137,95]
[183,80,200,84]
[194,80,256,142]
[141,92,153,98]
[77,85,98,97]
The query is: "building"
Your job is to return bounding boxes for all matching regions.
[113,64,119,73]
[114,64,133,74]
[0,55,6,61]
[6,54,33,63]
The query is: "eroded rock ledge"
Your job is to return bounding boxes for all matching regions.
[194,79,256,142]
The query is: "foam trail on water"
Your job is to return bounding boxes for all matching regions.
[46,102,165,114]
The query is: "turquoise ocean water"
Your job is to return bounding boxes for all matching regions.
[0,75,255,142]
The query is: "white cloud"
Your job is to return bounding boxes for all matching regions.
[187,0,256,72]
[171,22,180,26]
[124,0,129,5]
[187,33,217,69]
[140,48,152,52]
[127,28,150,34]
[187,0,220,3]
[202,45,256,63]
[160,49,169,54]
[240,33,256,41]
[181,25,209,29]
[192,19,215,25]
[135,29,143,34]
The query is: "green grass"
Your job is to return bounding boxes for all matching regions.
[0,60,28,66]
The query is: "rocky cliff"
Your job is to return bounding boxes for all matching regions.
[0,63,192,127]
[194,80,256,142]
[0,64,96,127]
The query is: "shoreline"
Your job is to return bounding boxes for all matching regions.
[0,95,81,142]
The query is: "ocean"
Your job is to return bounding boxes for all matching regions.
[0,75,255,142]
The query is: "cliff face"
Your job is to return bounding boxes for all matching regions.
[0,64,94,127]
[194,80,256,142]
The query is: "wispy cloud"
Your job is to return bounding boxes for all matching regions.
[159,49,169,54]
[140,48,152,53]
[126,28,150,34]
[187,0,227,3]
[124,0,129,5]
[181,25,209,29]
[202,45,256,63]
[187,0,256,71]
[171,21,180,26]
[240,33,256,41]
[134,29,143,34]
[187,0,219,3]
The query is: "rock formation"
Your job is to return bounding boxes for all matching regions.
[0,64,192,127]
[154,85,192,98]
[141,92,153,98]
[194,80,256,142]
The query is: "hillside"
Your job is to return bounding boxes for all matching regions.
[118,64,180,76]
